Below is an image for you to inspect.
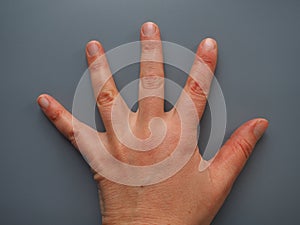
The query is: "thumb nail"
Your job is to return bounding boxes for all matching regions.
[253,119,269,139]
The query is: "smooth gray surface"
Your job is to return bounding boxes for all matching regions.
[0,0,299,224]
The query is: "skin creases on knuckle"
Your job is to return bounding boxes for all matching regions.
[232,137,254,160]
[188,78,207,99]
[141,75,163,89]
[50,109,63,122]
[68,128,79,147]
[97,89,115,106]
[199,54,214,68]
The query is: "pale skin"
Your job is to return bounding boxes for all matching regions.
[37,22,269,225]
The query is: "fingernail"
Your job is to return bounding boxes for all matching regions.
[203,38,215,51]
[38,96,49,109]
[87,42,99,56]
[253,119,269,139]
[142,22,157,37]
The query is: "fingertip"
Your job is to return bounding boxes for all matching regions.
[253,118,269,139]
[140,21,160,38]
[196,38,218,72]
[86,40,103,57]
[36,94,44,102]
[86,40,102,48]
[233,118,269,139]
[257,117,269,125]
[142,21,158,26]
[37,94,50,109]
[200,38,217,52]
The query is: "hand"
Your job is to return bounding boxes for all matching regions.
[37,22,268,225]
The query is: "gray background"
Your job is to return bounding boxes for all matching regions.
[0,0,299,224]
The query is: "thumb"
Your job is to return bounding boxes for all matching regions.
[210,118,269,191]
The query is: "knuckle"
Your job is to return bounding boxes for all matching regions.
[141,75,163,89]
[188,78,207,99]
[232,137,254,160]
[68,130,77,147]
[50,109,63,122]
[96,90,115,106]
[199,54,214,68]
[68,128,81,148]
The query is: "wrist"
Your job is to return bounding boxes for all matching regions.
[101,212,183,225]
[102,218,182,225]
